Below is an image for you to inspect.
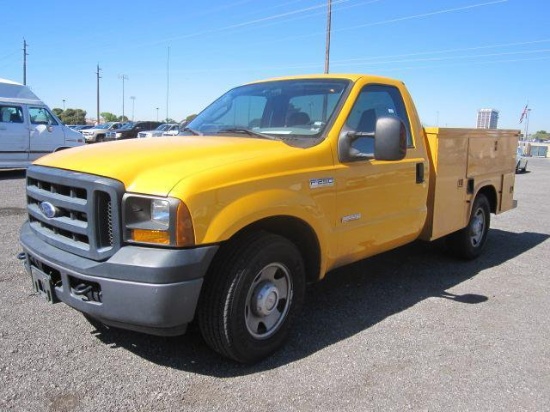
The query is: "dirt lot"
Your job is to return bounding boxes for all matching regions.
[1,159,549,411]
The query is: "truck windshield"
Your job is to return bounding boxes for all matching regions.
[96,123,114,129]
[185,79,350,139]
[119,122,135,130]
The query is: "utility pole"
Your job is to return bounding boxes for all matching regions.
[130,96,136,121]
[96,64,101,124]
[166,46,170,122]
[23,39,29,85]
[119,74,128,121]
[324,0,332,74]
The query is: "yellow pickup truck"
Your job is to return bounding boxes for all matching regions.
[19,74,519,363]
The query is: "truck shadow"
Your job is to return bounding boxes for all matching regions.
[89,228,548,376]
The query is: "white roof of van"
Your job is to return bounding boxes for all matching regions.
[0,78,44,105]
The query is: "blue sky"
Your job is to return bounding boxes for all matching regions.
[1,0,548,134]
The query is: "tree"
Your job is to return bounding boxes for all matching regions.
[52,108,87,125]
[532,130,549,141]
[117,115,129,122]
[185,114,198,122]
[101,112,118,122]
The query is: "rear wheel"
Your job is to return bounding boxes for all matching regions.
[198,231,305,363]
[446,194,491,260]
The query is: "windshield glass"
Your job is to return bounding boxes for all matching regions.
[186,78,350,139]
[119,122,135,130]
[95,123,113,129]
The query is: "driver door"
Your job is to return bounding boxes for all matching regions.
[28,106,65,161]
[334,82,428,263]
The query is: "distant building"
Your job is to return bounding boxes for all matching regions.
[477,109,499,129]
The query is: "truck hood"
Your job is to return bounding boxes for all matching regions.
[35,136,297,196]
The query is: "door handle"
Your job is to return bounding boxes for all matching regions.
[416,162,425,184]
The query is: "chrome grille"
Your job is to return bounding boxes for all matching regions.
[26,165,124,261]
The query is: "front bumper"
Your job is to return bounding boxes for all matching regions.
[20,222,218,336]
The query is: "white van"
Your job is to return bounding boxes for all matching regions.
[0,78,84,169]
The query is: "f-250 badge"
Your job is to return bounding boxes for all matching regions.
[309,177,334,189]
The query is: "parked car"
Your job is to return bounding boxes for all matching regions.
[162,124,180,136]
[75,125,94,132]
[0,78,84,169]
[67,124,94,132]
[137,123,179,138]
[105,121,162,141]
[81,122,123,143]
[516,146,528,173]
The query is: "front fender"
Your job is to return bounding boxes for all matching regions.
[199,188,333,257]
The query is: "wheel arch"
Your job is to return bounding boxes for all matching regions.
[220,216,322,284]
[475,184,498,214]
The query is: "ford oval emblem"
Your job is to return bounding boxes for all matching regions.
[39,201,58,219]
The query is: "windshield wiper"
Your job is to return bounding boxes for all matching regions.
[216,128,278,140]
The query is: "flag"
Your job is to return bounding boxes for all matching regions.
[519,104,528,123]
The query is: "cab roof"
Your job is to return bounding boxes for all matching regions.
[0,78,44,105]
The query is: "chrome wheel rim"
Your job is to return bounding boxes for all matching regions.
[245,263,293,339]
[469,207,486,247]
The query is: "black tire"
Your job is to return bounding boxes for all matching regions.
[446,194,491,260]
[198,231,305,363]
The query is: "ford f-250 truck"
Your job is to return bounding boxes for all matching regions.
[19,74,519,363]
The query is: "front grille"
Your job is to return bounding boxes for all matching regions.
[26,165,125,261]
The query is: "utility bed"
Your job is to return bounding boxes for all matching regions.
[421,127,520,241]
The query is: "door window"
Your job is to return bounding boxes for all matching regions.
[345,84,412,155]
[29,107,58,125]
[0,105,24,123]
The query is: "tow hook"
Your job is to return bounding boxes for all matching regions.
[17,252,26,261]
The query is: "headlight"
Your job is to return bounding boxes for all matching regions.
[116,133,122,138]
[123,195,194,247]
[151,199,170,226]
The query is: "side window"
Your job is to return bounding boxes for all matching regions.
[29,107,58,126]
[0,105,24,123]
[346,84,412,154]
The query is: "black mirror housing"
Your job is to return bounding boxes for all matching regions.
[374,116,407,161]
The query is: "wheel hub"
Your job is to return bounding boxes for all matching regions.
[470,209,485,245]
[252,282,279,317]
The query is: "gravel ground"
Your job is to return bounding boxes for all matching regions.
[0,158,549,412]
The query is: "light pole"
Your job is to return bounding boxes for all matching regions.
[130,96,136,121]
[62,99,66,110]
[96,64,101,125]
[119,74,128,121]
[156,107,159,122]
[324,0,332,74]
[524,109,532,140]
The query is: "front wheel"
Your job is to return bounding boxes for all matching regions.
[198,232,305,363]
[446,194,491,260]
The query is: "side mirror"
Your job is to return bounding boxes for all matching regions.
[374,116,407,161]
[338,115,407,162]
